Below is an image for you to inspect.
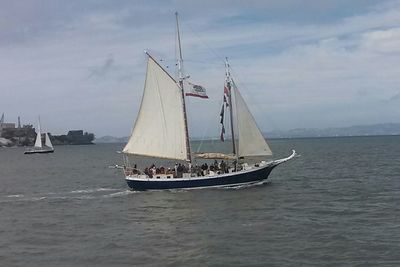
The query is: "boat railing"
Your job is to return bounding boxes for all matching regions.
[124,167,141,176]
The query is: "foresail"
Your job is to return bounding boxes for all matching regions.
[231,81,272,157]
[34,134,42,148]
[45,133,53,149]
[122,56,189,161]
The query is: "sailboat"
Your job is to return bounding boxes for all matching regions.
[24,117,54,154]
[121,13,296,190]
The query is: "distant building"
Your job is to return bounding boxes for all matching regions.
[0,113,16,134]
[0,123,16,136]
[66,130,95,145]
[68,130,85,138]
[0,123,15,130]
[1,124,35,139]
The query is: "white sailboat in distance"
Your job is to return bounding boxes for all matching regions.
[121,13,296,190]
[24,117,54,154]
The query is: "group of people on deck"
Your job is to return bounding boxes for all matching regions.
[126,159,240,178]
[195,160,231,176]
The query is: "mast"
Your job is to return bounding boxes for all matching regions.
[175,12,192,163]
[225,58,236,155]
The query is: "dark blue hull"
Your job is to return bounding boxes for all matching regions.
[125,164,277,190]
[24,149,54,155]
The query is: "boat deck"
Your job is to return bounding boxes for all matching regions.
[125,160,273,181]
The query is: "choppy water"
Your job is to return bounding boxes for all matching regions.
[1,136,399,266]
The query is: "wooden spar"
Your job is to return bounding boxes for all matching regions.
[225,58,236,156]
[175,12,192,163]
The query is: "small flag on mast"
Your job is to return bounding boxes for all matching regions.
[185,81,209,99]
[223,84,230,107]
[224,85,229,97]
[220,125,225,142]
[220,102,226,142]
[220,82,231,142]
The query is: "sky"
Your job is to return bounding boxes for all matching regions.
[0,0,400,138]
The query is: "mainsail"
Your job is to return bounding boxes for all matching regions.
[231,80,272,157]
[34,119,42,148]
[122,55,189,161]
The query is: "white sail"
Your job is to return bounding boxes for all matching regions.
[123,55,189,160]
[231,81,272,157]
[45,133,53,149]
[34,118,42,148]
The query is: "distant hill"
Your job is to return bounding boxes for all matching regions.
[265,123,400,138]
[95,123,400,143]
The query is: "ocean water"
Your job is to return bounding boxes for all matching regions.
[0,136,399,266]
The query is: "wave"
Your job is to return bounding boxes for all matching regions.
[69,188,120,194]
[103,190,137,198]
[1,196,47,203]
[5,194,24,198]
[220,180,270,190]
[1,187,134,203]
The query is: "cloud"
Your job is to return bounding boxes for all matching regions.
[387,91,400,102]
[361,28,400,53]
[88,55,115,78]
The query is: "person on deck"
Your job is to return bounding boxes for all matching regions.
[220,160,227,173]
[213,160,218,170]
[201,163,208,176]
[177,163,184,178]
